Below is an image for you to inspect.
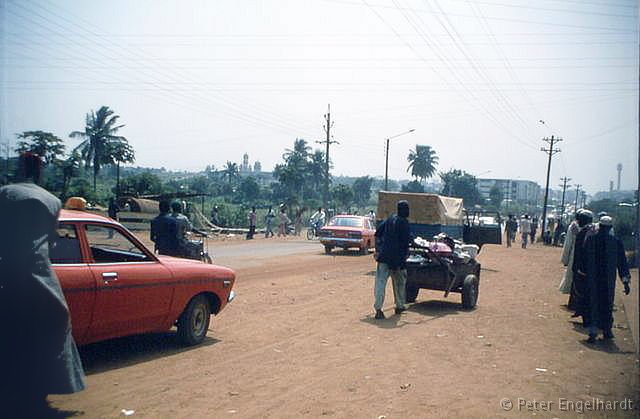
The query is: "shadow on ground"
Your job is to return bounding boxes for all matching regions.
[79,332,219,374]
[360,300,465,329]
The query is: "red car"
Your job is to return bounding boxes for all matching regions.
[318,215,376,255]
[50,209,235,346]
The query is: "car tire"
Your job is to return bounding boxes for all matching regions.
[324,246,333,254]
[461,274,479,310]
[177,295,211,346]
[405,283,419,303]
[202,253,213,264]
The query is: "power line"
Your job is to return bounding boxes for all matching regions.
[559,176,571,218]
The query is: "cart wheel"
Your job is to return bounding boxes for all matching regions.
[324,246,333,254]
[405,283,419,303]
[461,274,479,309]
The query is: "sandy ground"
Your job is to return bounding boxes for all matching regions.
[50,237,639,418]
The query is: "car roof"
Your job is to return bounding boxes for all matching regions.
[59,209,117,224]
[333,215,364,218]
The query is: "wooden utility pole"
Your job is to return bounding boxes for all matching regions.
[540,136,562,239]
[574,184,582,211]
[559,176,571,220]
[316,104,338,210]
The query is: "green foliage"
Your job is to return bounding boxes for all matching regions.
[120,171,163,196]
[15,131,66,166]
[274,138,329,206]
[331,184,353,211]
[440,169,482,207]
[401,180,425,193]
[70,105,129,191]
[238,176,260,203]
[586,198,637,248]
[407,144,438,182]
[352,176,374,207]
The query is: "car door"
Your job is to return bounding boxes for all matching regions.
[83,223,175,342]
[50,222,96,345]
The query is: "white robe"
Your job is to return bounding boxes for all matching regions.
[558,221,579,293]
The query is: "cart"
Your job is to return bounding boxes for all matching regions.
[404,240,481,309]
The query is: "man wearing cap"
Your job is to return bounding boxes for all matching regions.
[584,215,631,343]
[373,200,411,319]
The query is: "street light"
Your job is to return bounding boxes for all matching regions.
[384,129,415,190]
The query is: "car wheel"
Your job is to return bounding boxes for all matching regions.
[461,274,479,310]
[324,246,333,254]
[405,283,419,303]
[177,295,211,346]
[202,253,213,264]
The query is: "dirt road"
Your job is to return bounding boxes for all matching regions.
[51,238,639,418]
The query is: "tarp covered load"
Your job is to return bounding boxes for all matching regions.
[377,191,464,225]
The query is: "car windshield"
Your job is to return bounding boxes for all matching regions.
[329,217,362,228]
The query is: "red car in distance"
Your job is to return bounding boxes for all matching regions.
[318,215,376,255]
[50,209,235,346]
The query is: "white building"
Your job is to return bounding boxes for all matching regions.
[477,178,541,205]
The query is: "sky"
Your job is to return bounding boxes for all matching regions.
[1,0,638,195]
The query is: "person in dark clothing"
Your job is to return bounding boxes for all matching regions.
[553,220,564,246]
[151,200,179,256]
[530,217,538,244]
[584,216,631,343]
[373,200,411,319]
[107,197,120,220]
[0,153,85,413]
[505,214,517,248]
[569,210,595,325]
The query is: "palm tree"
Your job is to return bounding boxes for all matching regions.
[222,161,239,185]
[60,151,82,197]
[407,145,439,184]
[283,138,311,161]
[108,139,135,198]
[70,106,127,191]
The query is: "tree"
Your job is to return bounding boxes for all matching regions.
[352,176,374,207]
[440,169,482,207]
[332,184,353,211]
[407,145,438,183]
[239,176,260,203]
[489,184,503,208]
[15,131,66,166]
[108,139,135,197]
[59,151,82,197]
[120,171,163,196]
[222,161,239,185]
[70,106,127,192]
[401,180,425,193]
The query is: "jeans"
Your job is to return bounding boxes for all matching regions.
[374,263,407,310]
[521,232,528,248]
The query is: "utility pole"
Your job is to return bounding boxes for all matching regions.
[1,140,9,184]
[540,136,562,240]
[316,104,338,210]
[559,176,571,220]
[574,184,582,211]
[581,191,587,208]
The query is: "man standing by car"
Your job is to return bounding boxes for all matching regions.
[373,200,411,319]
[151,200,178,256]
[0,153,85,413]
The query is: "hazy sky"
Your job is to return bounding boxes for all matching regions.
[1,0,638,194]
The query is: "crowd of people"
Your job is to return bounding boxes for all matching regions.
[558,210,632,343]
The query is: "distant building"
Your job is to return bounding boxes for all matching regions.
[240,153,252,173]
[477,178,541,205]
[254,161,262,172]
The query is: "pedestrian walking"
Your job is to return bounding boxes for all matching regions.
[373,200,411,319]
[559,211,581,296]
[505,214,518,248]
[0,153,86,413]
[265,206,275,238]
[570,210,595,325]
[247,206,257,240]
[584,216,631,343]
[530,217,538,243]
[520,214,532,249]
[278,208,290,237]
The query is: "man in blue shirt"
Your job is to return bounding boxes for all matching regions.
[373,200,411,319]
